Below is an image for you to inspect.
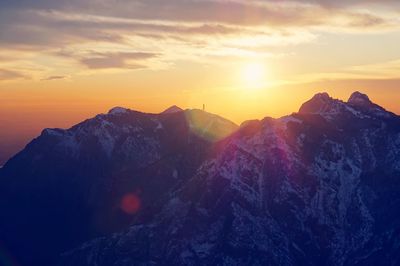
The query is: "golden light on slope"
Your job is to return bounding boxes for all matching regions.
[241,62,268,89]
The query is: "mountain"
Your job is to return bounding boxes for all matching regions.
[0,107,238,266]
[2,92,400,266]
[161,105,183,114]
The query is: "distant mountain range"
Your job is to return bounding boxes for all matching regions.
[1,92,400,266]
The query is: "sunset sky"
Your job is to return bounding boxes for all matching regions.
[1,0,400,164]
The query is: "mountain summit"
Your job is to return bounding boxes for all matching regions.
[161,105,183,114]
[298,92,339,114]
[1,92,400,266]
[108,106,130,115]
[348,91,372,106]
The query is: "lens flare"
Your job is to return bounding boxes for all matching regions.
[120,193,141,214]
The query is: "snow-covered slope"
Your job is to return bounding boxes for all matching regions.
[1,92,400,266]
[0,108,238,266]
[60,92,400,266]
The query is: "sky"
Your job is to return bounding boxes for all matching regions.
[1,0,400,164]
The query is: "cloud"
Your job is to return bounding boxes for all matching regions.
[298,0,400,8]
[0,4,393,54]
[41,75,66,81]
[0,0,399,78]
[0,10,126,49]
[285,58,400,85]
[0,69,27,81]
[345,12,386,27]
[0,0,394,27]
[79,52,159,69]
[0,1,395,48]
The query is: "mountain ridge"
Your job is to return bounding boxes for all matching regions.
[1,91,400,266]
[59,91,400,265]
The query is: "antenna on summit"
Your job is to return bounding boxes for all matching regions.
[202,104,205,111]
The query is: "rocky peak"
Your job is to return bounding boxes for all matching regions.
[348,91,372,107]
[314,92,331,100]
[108,107,130,115]
[162,105,183,114]
[298,92,339,114]
[347,91,393,118]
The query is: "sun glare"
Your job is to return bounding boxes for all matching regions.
[241,62,267,89]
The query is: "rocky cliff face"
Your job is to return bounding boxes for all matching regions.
[2,92,400,266]
[0,107,238,266]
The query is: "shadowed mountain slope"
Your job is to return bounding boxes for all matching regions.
[2,92,400,266]
[0,108,238,266]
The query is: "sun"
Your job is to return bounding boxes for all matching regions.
[241,62,267,89]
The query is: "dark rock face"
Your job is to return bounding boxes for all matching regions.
[2,92,400,266]
[0,108,238,266]
[348,91,372,106]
